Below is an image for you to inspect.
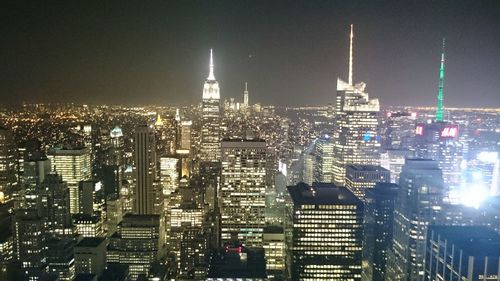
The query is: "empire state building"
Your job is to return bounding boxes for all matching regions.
[200,49,221,162]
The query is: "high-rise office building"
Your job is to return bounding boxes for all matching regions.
[362,183,400,281]
[345,165,390,200]
[381,111,417,150]
[45,237,75,281]
[167,183,204,274]
[380,149,413,183]
[134,125,161,215]
[73,213,103,237]
[200,49,221,162]
[0,126,17,203]
[107,214,165,280]
[78,180,104,216]
[220,139,267,246]
[387,159,444,281]
[109,126,125,166]
[332,25,380,185]
[425,226,500,281]
[262,225,285,279]
[38,173,72,235]
[414,122,462,185]
[47,146,91,214]
[12,209,47,280]
[302,152,315,185]
[74,237,107,277]
[414,40,463,186]
[177,120,192,178]
[105,194,122,237]
[288,182,364,280]
[159,156,179,196]
[315,136,334,182]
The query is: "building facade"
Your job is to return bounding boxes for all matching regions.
[200,49,221,162]
[220,139,267,246]
[288,182,364,280]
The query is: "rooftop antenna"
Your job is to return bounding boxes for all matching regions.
[436,38,446,122]
[348,24,354,86]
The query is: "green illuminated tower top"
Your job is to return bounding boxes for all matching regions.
[436,38,446,122]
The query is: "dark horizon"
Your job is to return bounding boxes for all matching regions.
[2,0,500,108]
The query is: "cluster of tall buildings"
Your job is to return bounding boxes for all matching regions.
[0,24,498,281]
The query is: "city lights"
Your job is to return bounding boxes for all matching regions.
[1,2,499,280]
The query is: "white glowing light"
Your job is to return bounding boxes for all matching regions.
[460,185,489,209]
[477,151,498,163]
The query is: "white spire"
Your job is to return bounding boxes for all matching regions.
[348,24,354,86]
[175,108,181,122]
[243,82,249,107]
[207,49,215,80]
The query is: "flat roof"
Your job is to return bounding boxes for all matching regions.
[76,237,106,248]
[287,182,362,206]
[207,247,267,278]
[346,165,390,172]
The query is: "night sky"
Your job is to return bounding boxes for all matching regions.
[2,0,500,107]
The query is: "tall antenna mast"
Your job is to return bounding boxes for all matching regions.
[348,24,354,86]
[207,49,215,80]
[436,38,446,122]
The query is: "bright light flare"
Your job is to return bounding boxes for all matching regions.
[477,151,498,163]
[460,185,489,209]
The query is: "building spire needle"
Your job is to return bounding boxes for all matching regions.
[348,24,354,86]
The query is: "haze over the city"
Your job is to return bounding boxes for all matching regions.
[2,0,500,107]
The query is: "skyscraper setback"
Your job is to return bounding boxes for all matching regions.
[200,49,221,162]
[332,25,381,185]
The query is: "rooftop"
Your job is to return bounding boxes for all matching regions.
[287,182,362,206]
[366,183,401,197]
[76,237,106,248]
[346,165,390,172]
[206,247,267,279]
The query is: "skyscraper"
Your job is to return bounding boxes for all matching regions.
[134,125,160,215]
[435,38,446,122]
[47,146,91,214]
[332,25,381,185]
[220,139,267,246]
[425,226,500,281]
[0,126,17,203]
[345,165,390,200]
[12,209,47,280]
[362,183,400,281]
[200,49,221,162]
[107,214,165,280]
[387,159,444,281]
[315,136,334,183]
[38,173,72,235]
[287,182,364,280]
[243,82,249,108]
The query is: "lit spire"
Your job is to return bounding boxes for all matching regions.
[436,38,445,122]
[348,24,354,86]
[175,108,181,122]
[243,82,249,106]
[207,49,215,80]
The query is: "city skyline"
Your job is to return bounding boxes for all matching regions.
[2,1,500,108]
[0,2,499,281]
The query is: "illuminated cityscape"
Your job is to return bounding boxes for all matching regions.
[0,1,499,281]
